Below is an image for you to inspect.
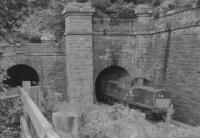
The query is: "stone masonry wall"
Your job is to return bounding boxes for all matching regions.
[0,42,67,98]
[164,27,200,125]
[151,8,200,125]
[93,17,164,88]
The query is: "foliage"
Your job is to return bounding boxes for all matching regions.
[0,96,22,137]
[92,0,199,17]
[20,7,64,42]
[1,0,199,43]
[107,1,136,18]
[92,0,136,18]
[0,0,28,30]
[0,0,66,42]
[78,104,200,138]
[0,68,7,89]
[92,0,112,12]
[154,0,197,10]
[79,104,144,138]
[0,59,14,90]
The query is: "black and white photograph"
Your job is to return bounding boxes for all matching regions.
[0,0,200,137]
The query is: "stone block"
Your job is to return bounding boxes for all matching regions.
[52,111,78,138]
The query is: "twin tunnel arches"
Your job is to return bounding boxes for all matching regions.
[4,64,130,103]
[3,64,150,104]
[4,63,130,102]
[3,64,39,87]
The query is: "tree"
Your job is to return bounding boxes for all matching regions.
[0,0,28,30]
[0,58,14,90]
[0,0,29,44]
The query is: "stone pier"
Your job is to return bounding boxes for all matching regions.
[63,2,95,107]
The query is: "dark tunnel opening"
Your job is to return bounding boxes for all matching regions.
[3,64,39,88]
[95,66,129,103]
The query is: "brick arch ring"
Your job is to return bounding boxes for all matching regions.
[0,57,39,76]
[94,62,133,81]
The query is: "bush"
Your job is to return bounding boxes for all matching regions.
[107,1,136,18]
[92,0,112,12]
[20,8,64,42]
[159,0,197,11]
[79,104,144,138]
[78,104,200,138]
[0,96,22,138]
[92,0,136,18]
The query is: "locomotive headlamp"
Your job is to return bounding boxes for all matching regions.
[159,94,164,98]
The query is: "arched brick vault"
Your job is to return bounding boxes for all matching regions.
[94,60,153,84]
[0,56,42,84]
[94,61,133,82]
[94,56,153,82]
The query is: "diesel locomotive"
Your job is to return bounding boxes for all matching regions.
[99,76,173,120]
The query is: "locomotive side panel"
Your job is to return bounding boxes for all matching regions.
[132,89,154,108]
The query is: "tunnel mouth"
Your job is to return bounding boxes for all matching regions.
[3,64,39,88]
[95,66,129,103]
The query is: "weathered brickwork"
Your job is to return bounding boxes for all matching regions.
[0,43,66,97]
[63,4,95,106]
[164,27,200,125]
[42,56,66,97]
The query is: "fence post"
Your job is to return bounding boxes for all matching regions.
[20,116,32,138]
[52,111,78,138]
[22,81,31,126]
[22,81,31,95]
[30,86,42,109]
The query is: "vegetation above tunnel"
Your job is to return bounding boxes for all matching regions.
[0,0,200,44]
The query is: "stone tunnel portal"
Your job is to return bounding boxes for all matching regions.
[3,64,39,87]
[95,66,129,103]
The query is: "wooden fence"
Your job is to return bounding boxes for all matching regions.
[19,87,60,138]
